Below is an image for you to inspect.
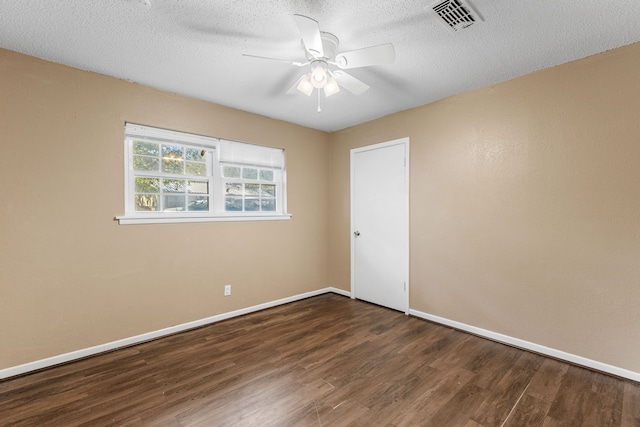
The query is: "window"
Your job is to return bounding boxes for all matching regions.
[118,124,289,224]
[219,140,284,214]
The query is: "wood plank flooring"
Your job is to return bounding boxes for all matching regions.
[1,293,639,426]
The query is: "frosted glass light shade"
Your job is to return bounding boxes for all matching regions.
[310,61,328,88]
[296,75,314,96]
[323,77,340,97]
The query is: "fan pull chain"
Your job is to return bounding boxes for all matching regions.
[317,90,321,113]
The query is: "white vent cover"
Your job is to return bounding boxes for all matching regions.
[431,0,483,32]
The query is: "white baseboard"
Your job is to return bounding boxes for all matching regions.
[409,308,640,383]
[0,287,349,380]
[5,289,635,384]
[327,287,351,298]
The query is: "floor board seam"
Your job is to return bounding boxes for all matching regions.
[500,380,531,427]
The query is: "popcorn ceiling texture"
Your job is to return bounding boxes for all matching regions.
[0,0,639,131]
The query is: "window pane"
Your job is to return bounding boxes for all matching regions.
[225,198,242,211]
[186,161,207,176]
[225,183,242,196]
[164,195,185,211]
[259,169,274,181]
[162,159,184,174]
[188,196,209,211]
[133,155,160,172]
[242,168,258,180]
[162,145,184,159]
[261,199,276,211]
[135,177,159,193]
[133,141,159,156]
[245,199,260,211]
[163,179,186,193]
[188,180,208,194]
[186,148,205,161]
[245,183,260,196]
[261,184,276,197]
[135,194,158,211]
[222,166,240,178]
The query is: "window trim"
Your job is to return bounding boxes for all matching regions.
[116,124,291,225]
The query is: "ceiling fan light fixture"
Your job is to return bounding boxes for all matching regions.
[310,61,328,88]
[323,77,340,97]
[263,15,394,105]
[297,75,314,96]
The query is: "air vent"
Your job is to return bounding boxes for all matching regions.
[431,0,483,32]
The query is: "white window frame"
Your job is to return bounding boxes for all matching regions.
[116,123,291,225]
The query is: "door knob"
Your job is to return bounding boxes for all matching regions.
[353,231,360,237]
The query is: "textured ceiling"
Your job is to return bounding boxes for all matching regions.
[1,0,639,131]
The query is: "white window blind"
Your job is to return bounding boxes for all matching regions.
[219,140,285,169]
[125,123,217,147]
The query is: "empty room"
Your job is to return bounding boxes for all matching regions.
[1,1,639,425]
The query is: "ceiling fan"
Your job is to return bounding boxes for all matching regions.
[244,14,395,109]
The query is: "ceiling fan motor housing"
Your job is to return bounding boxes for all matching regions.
[318,32,339,60]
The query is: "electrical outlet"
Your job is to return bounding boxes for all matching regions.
[224,285,231,296]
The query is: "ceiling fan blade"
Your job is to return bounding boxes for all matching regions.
[332,70,370,95]
[242,54,307,66]
[293,14,324,58]
[335,43,395,69]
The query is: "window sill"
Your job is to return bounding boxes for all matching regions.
[115,213,292,225]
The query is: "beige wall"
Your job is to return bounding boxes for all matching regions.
[2,41,640,375]
[0,49,330,369]
[329,42,640,372]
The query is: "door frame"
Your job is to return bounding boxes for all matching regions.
[350,137,410,314]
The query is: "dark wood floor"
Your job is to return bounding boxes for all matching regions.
[1,293,639,426]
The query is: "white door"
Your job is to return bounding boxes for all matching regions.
[351,138,409,313]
